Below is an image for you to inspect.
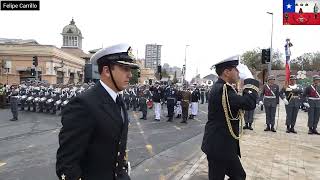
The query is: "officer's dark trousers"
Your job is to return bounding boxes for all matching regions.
[207,157,246,180]
[10,97,18,119]
[285,106,299,126]
[308,106,320,129]
[201,96,204,104]
[167,99,175,117]
[141,105,147,118]
[265,106,276,126]
[244,110,254,123]
[0,95,5,108]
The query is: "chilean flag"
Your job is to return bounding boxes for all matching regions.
[283,0,320,25]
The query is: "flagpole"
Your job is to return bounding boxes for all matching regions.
[267,12,274,74]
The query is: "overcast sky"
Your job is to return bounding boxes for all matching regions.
[1,0,319,80]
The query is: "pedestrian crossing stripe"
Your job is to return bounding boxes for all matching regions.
[0,162,7,167]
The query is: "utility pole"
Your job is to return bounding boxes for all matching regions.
[267,12,274,74]
[183,45,190,86]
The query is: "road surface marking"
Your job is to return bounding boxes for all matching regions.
[132,112,154,155]
[181,153,206,180]
[0,162,7,167]
[145,144,153,154]
[200,110,207,114]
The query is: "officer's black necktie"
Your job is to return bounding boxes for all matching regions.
[116,94,125,123]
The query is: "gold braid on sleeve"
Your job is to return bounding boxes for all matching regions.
[242,84,259,93]
[222,84,244,140]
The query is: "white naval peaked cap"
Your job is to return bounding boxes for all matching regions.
[211,55,240,70]
[313,75,320,80]
[90,43,139,69]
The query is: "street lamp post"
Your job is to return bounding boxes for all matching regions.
[267,12,274,74]
[183,45,190,85]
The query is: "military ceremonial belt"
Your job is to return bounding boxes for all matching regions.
[309,97,320,100]
[264,96,276,98]
[291,95,299,98]
[182,100,189,102]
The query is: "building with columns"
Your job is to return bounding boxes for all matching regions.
[0,19,89,85]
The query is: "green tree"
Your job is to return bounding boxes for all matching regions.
[271,49,284,70]
[172,71,178,84]
[241,48,284,71]
[161,69,169,78]
[241,48,262,71]
[129,69,139,84]
[290,53,313,71]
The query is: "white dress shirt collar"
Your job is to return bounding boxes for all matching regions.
[100,80,119,102]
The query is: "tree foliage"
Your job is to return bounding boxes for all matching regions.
[290,52,320,71]
[241,48,284,71]
[129,69,139,84]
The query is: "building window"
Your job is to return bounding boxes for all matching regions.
[63,37,67,46]
[74,36,78,47]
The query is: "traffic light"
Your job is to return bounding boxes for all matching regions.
[261,49,270,64]
[31,68,36,76]
[157,65,161,73]
[32,56,38,66]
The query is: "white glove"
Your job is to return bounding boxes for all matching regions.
[283,99,289,105]
[259,101,263,106]
[286,88,292,91]
[128,161,131,175]
[237,63,253,80]
[303,102,310,108]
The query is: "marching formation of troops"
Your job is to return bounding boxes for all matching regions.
[0,81,212,124]
[122,82,210,124]
[0,81,95,121]
[1,74,320,134]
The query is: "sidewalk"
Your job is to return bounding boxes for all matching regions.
[186,103,320,180]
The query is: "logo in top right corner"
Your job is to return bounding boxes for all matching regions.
[283,0,320,25]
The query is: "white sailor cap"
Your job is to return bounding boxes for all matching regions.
[289,75,297,80]
[211,55,240,70]
[267,75,276,80]
[90,43,139,69]
[313,75,320,80]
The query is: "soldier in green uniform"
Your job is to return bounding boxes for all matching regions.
[180,86,191,123]
[139,85,151,120]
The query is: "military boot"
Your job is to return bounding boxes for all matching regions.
[313,128,320,135]
[248,123,253,130]
[290,126,297,134]
[264,125,270,131]
[286,125,291,133]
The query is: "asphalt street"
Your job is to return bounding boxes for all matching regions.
[0,103,208,180]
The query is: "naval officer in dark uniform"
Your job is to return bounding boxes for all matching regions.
[201,56,259,180]
[56,44,139,180]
